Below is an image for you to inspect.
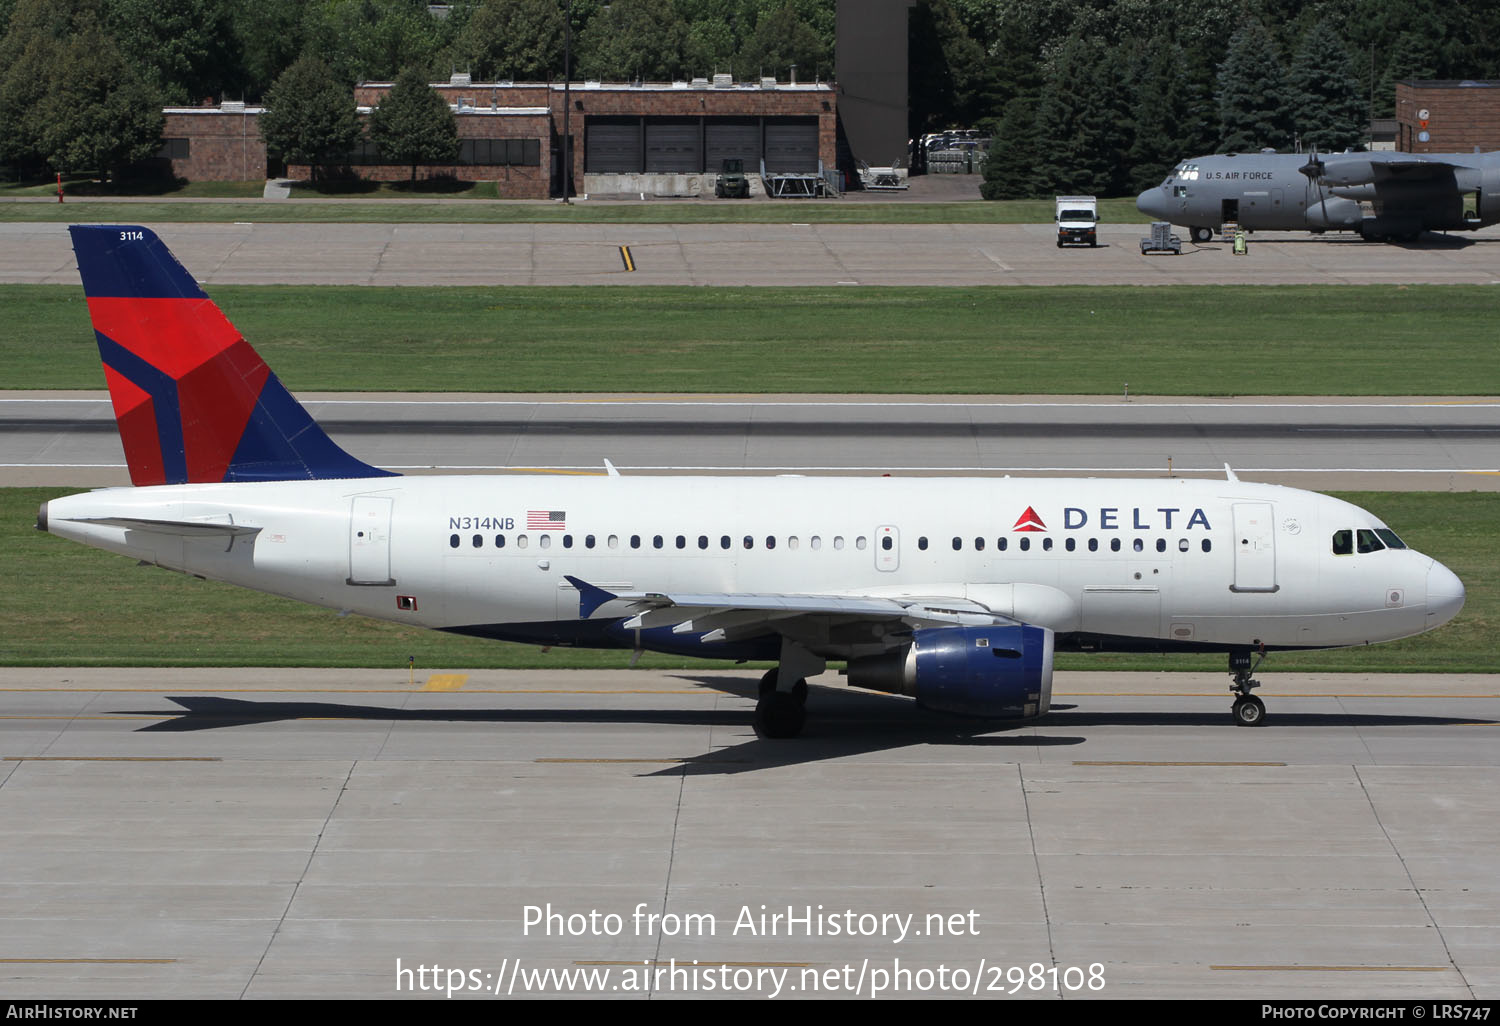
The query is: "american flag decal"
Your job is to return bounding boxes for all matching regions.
[527,510,566,530]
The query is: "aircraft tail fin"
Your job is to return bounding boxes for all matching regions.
[67,225,394,486]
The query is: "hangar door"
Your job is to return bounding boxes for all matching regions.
[645,119,701,172]
[706,120,761,170]
[764,119,818,173]
[586,119,641,173]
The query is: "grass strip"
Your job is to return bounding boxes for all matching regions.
[6,283,1500,395]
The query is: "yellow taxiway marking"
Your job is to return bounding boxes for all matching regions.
[0,688,715,695]
[1212,965,1446,973]
[1075,761,1287,767]
[5,756,219,762]
[0,958,177,964]
[619,245,635,271]
[421,674,469,692]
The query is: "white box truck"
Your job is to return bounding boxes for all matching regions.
[1055,195,1099,248]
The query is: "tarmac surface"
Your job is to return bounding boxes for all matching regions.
[8,219,1500,286]
[5,391,1496,491]
[2,667,1497,999]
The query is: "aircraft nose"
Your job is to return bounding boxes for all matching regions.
[1136,188,1167,220]
[1425,559,1466,628]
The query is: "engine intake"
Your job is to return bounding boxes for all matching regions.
[846,624,1054,719]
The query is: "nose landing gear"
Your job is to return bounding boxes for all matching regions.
[1229,648,1267,726]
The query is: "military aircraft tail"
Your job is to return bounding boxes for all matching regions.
[67,225,393,486]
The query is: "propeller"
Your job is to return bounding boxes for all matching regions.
[1299,147,1332,227]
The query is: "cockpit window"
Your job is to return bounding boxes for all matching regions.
[1356,529,1386,553]
[1332,530,1352,555]
[1375,528,1407,550]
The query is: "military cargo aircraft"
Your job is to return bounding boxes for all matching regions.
[1136,149,1500,242]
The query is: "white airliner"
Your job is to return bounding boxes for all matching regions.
[39,225,1466,737]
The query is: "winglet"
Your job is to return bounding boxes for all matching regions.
[1224,463,1239,483]
[603,458,620,477]
[565,575,618,618]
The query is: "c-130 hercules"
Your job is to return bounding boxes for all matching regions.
[1136,148,1500,242]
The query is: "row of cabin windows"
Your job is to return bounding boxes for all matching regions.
[447,532,1213,554]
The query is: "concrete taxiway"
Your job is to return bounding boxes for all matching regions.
[1,667,1497,999]
[4,391,1496,491]
[8,220,1500,286]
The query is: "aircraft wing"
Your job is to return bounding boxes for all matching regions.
[1322,153,1474,186]
[564,575,1011,643]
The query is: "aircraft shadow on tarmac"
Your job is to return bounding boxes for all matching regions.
[116,678,1494,774]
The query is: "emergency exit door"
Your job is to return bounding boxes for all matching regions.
[348,495,395,585]
[1230,502,1277,593]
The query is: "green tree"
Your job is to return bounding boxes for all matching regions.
[1033,35,1130,196]
[258,53,362,181]
[1286,20,1367,152]
[369,65,459,181]
[908,0,986,137]
[103,0,240,104]
[229,0,306,101]
[449,0,565,81]
[301,0,448,84]
[1126,36,1213,192]
[980,97,1044,199]
[576,0,686,81]
[1216,19,1290,152]
[33,17,164,176]
[739,1,826,82]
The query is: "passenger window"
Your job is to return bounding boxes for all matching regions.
[653,535,663,549]
[517,535,529,549]
[1110,538,1121,552]
[539,534,551,549]
[1019,537,1030,552]
[721,535,731,550]
[1088,538,1098,552]
[766,536,776,550]
[698,535,708,549]
[997,537,1007,551]
[449,534,459,548]
[1133,538,1144,552]
[952,537,962,551]
[1178,538,1189,552]
[1357,529,1385,553]
[918,537,928,551]
[495,534,506,548]
[586,534,595,549]
[1065,538,1075,552]
[1332,530,1353,555]
[811,536,822,550]
[562,535,573,549]
[856,537,867,550]
[607,534,618,549]
[472,534,482,548]
[974,537,985,551]
[1201,539,1212,553]
[1156,538,1166,553]
[743,535,753,549]
[1042,537,1053,551]
[882,536,894,550]
[630,535,641,549]
[676,535,686,549]
[834,536,845,550]
[789,536,799,550]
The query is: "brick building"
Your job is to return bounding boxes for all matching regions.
[159,75,837,199]
[1395,80,1500,153]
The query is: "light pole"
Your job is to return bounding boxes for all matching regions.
[561,0,572,203]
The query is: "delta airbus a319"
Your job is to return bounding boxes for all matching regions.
[38,226,1465,737]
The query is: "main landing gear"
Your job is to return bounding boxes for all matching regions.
[1229,648,1267,727]
[753,640,823,739]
